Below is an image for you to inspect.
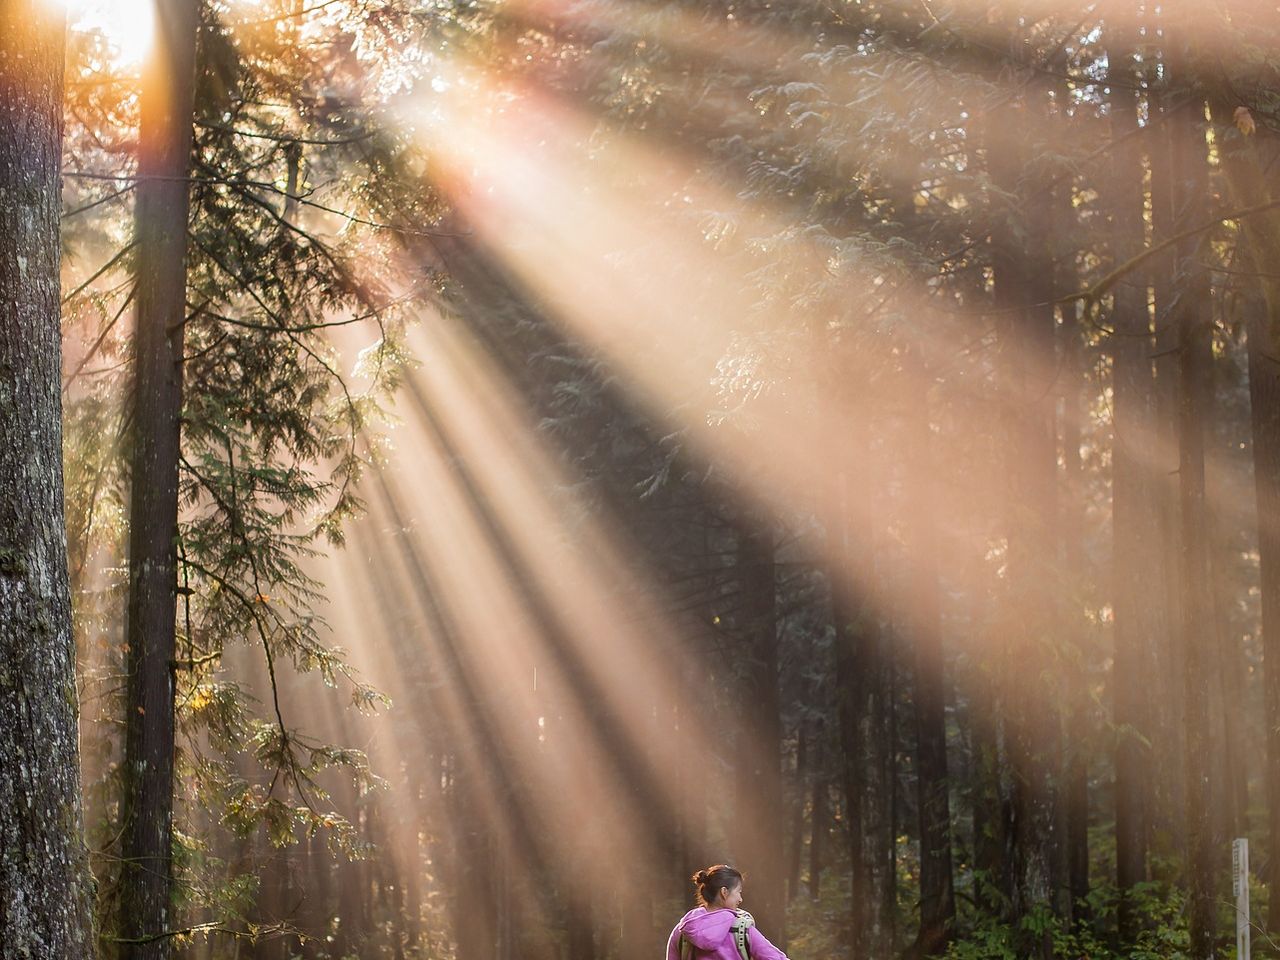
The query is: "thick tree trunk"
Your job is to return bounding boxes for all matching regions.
[0,1,96,954]
[1104,31,1157,938]
[902,369,956,958]
[118,0,199,954]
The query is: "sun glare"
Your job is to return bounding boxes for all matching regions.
[66,0,154,65]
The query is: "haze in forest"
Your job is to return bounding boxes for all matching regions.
[2,0,1280,959]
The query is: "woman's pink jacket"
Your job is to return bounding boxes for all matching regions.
[664,907,789,960]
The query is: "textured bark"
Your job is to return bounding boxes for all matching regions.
[118,0,199,954]
[1104,32,1156,937]
[0,0,96,954]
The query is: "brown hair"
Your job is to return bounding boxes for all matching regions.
[691,864,744,907]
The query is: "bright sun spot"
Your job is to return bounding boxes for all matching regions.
[66,0,155,65]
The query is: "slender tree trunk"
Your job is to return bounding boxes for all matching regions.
[1167,62,1217,960]
[1247,289,1280,932]
[788,726,808,903]
[404,768,424,952]
[0,1,96,953]
[1147,71,1187,855]
[118,0,199,954]
[299,829,327,959]
[1208,508,1248,840]
[566,857,594,960]
[988,112,1066,949]
[732,518,785,944]
[969,657,1011,905]
[835,455,895,958]
[1105,29,1157,938]
[901,366,956,958]
[887,635,902,955]
[1060,305,1091,919]
[1209,90,1280,931]
[808,724,826,902]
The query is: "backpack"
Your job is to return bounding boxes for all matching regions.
[679,909,754,960]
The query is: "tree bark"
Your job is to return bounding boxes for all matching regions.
[0,0,97,953]
[118,0,199,954]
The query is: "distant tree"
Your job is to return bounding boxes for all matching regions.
[117,0,200,953]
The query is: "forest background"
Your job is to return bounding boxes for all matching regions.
[2,0,1280,958]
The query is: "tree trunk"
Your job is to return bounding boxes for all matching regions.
[1147,64,1187,856]
[900,366,956,958]
[988,112,1066,949]
[118,0,199,954]
[0,1,96,953]
[808,724,826,902]
[835,460,895,959]
[1104,29,1157,938]
[1208,87,1280,932]
[565,856,594,960]
[1247,289,1280,932]
[732,519,785,945]
[968,658,1012,906]
[1167,68,1217,960]
[788,726,808,903]
[1060,305,1091,919]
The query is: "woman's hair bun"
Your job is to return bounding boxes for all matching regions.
[690,864,743,906]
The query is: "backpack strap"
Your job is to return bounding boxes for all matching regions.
[680,936,694,960]
[731,910,755,960]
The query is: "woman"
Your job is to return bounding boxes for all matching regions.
[665,864,789,960]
